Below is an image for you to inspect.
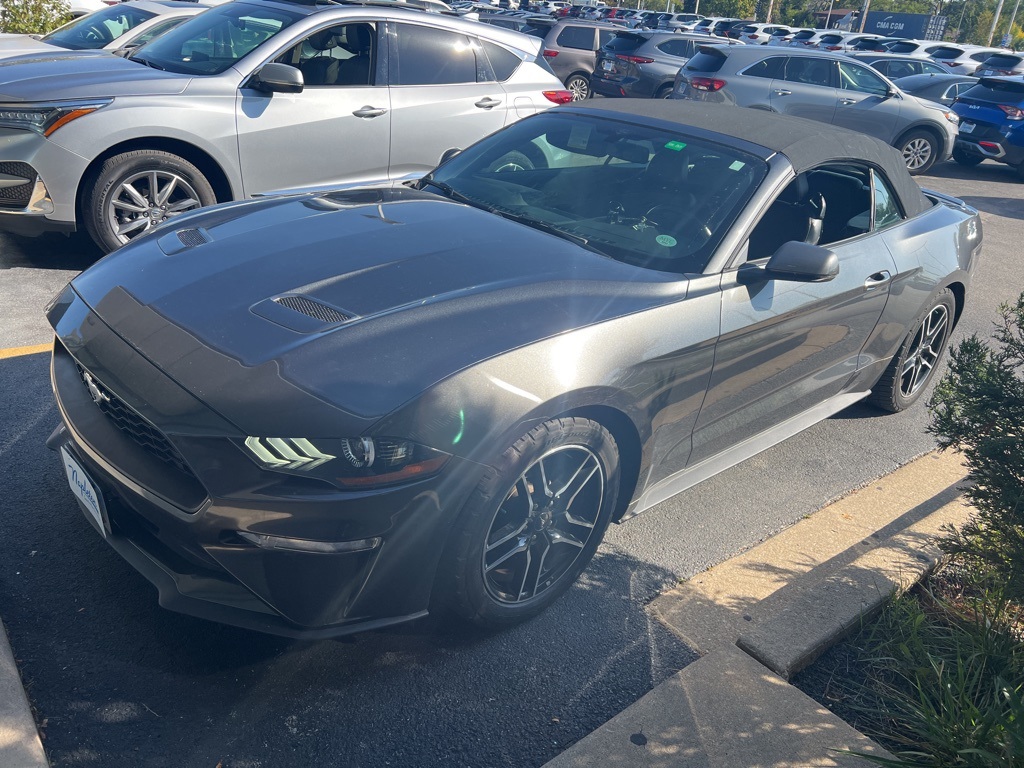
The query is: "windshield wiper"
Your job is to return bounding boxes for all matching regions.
[420,178,485,209]
[489,209,599,252]
[129,55,166,71]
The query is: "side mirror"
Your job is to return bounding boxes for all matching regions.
[439,148,462,164]
[885,87,899,99]
[251,62,304,94]
[113,44,139,58]
[747,241,839,283]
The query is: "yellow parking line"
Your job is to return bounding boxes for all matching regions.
[0,342,51,360]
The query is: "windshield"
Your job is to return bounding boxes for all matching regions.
[130,2,301,75]
[42,5,156,50]
[423,113,766,274]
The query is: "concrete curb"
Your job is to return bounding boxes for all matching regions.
[546,450,971,767]
[0,619,48,768]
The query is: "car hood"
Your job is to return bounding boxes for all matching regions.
[71,188,681,429]
[0,53,189,101]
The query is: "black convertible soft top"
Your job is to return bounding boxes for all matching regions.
[564,100,932,219]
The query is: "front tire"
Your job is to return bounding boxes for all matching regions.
[565,74,591,101]
[439,417,619,628]
[896,129,939,175]
[870,288,955,413]
[85,150,217,253]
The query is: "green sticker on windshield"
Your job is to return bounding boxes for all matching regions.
[656,234,677,247]
[664,141,687,151]
[729,160,746,171]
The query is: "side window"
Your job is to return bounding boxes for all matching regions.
[656,39,691,58]
[872,170,903,230]
[743,56,786,79]
[782,57,834,87]
[275,23,377,86]
[393,24,477,85]
[556,25,595,50]
[837,61,888,95]
[481,40,521,82]
[598,29,615,48]
[921,61,947,76]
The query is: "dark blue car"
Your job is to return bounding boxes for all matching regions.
[952,76,1024,179]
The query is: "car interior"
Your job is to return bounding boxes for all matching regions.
[276,23,376,86]
[746,164,874,261]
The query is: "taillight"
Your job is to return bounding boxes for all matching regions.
[946,62,961,67]
[542,90,574,104]
[996,69,1014,75]
[997,104,1024,120]
[543,49,558,58]
[616,54,656,64]
[690,77,726,91]
[824,45,841,50]
[979,141,1001,150]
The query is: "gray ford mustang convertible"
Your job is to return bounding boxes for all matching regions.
[47,101,981,638]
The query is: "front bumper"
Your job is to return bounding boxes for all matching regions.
[0,128,87,235]
[47,292,478,638]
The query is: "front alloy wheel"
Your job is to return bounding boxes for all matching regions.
[898,130,938,175]
[439,417,619,627]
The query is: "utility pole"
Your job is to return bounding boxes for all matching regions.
[1007,0,1022,41]
[987,0,1007,44]
[858,0,871,32]
[825,0,836,27]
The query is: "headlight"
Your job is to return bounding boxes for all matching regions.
[0,100,112,137]
[943,111,959,125]
[241,436,450,489]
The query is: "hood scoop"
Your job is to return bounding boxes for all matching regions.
[251,294,353,333]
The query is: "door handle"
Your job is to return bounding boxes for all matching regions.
[864,270,891,288]
[839,97,857,105]
[353,105,388,118]
[773,88,791,96]
[475,97,502,109]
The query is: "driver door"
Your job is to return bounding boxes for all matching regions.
[235,21,392,196]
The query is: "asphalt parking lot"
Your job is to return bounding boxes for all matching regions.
[0,158,1021,767]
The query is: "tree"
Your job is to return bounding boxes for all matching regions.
[929,294,1024,603]
[0,0,70,34]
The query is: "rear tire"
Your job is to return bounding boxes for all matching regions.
[870,288,955,413]
[437,417,619,628]
[565,74,591,101]
[655,84,674,99]
[896,129,939,175]
[952,147,983,166]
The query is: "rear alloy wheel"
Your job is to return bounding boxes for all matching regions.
[952,147,983,166]
[439,417,619,627]
[565,74,591,101]
[870,288,955,413]
[897,130,939,175]
[86,150,217,253]
[655,84,674,99]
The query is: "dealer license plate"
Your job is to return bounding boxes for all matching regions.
[960,122,975,134]
[60,446,109,537]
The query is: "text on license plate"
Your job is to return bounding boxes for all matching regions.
[60,446,107,536]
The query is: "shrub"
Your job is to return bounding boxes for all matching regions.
[929,293,1024,605]
[0,0,71,35]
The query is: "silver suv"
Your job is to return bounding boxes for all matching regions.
[672,45,959,174]
[0,0,563,251]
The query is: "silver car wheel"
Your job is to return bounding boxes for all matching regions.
[902,137,933,172]
[566,75,590,101]
[107,170,203,244]
[481,444,604,604]
[899,303,949,398]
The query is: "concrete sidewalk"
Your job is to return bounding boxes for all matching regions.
[0,450,969,768]
[545,450,970,768]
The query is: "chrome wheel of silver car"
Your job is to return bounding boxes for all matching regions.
[482,444,604,604]
[86,149,218,253]
[898,130,938,175]
[899,302,950,399]
[107,170,203,244]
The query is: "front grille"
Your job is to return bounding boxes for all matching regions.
[77,365,197,481]
[0,161,36,210]
[274,295,349,324]
[176,228,209,248]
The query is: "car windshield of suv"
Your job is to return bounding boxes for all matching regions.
[423,113,766,274]
[129,2,302,75]
[41,4,157,50]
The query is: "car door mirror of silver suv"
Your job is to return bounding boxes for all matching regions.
[252,63,305,95]
[755,241,839,283]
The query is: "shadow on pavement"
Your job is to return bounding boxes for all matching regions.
[957,195,1024,221]
[0,233,101,272]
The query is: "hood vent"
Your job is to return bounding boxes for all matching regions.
[274,295,350,324]
[176,228,209,248]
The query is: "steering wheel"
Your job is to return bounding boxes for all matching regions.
[80,23,114,45]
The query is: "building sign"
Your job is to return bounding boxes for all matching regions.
[863,12,941,39]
